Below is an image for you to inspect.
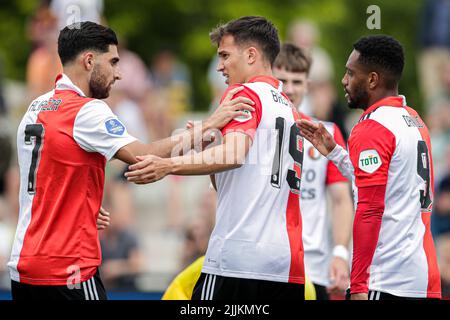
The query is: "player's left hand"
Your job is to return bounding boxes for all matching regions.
[97,206,110,230]
[125,155,173,184]
[204,86,255,130]
[297,119,336,156]
[327,257,350,295]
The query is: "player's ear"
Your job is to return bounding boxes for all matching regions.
[247,47,257,65]
[82,52,95,71]
[368,71,379,90]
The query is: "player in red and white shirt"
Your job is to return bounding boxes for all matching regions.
[9,21,253,300]
[273,43,353,300]
[126,16,306,300]
[299,35,441,300]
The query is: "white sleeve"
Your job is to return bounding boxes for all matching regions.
[73,100,137,161]
[326,144,354,181]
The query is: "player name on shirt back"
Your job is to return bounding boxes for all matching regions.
[27,98,62,113]
[402,115,424,128]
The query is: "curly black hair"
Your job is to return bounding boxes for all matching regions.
[353,35,404,89]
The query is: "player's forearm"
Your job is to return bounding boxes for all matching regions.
[327,145,354,181]
[330,184,353,247]
[170,143,243,176]
[332,206,352,247]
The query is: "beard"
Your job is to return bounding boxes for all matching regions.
[347,83,369,110]
[89,65,112,99]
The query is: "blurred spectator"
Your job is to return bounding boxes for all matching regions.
[97,175,141,290]
[307,80,349,141]
[427,98,450,180]
[436,233,450,298]
[0,59,6,116]
[25,5,62,101]
[442,60,450,100]
[180,187,216,269]
[432,174,450,238]
[50,0,104,31]
[0,191,14,288]
[0,120,14,289]
[26,1,53,48]
[114,40,152,103]
[287,20,334,90]
[0,200,14,290]
[0,127,12,200]
[151,49,190,87]
[99,148,145,292]
[418,0,450,105]
[149,50,191,118]
[141,89,176,141]
[100,227,144,291]
[166,176,184,233]
[286,20,348,140]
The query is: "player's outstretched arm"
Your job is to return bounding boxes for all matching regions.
[299,119,355,180]
[297,119,336,156]
[114,87,255,164]
[327,182,352,295]
[124,132,252,184]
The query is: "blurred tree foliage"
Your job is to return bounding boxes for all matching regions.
[0,0,425,112]
[0,0,35,82]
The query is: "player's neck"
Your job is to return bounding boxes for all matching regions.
[366,89,399,110]
[63,67,91,97]
[244,65,273,83]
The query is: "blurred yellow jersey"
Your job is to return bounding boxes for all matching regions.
[162,256,316,300]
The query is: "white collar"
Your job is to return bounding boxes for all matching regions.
[54,73,87,97]
[399,94,407,106]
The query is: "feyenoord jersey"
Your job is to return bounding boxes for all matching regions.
[203,76,305,284]
[300,114,347,287]
[329,96,441,298]
[8,74,136,285]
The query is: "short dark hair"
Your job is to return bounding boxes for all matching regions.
[209,16,280,66]
[58,21,118,65]
[353,35,404,89]
[274,43,312,74]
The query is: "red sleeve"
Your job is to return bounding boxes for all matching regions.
[326,123,348,185]
[219,84,262,140]
[349,120,396,187]
[350,184,386,294]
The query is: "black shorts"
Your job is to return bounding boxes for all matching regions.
[11,269,107,301]
[313,283,330,300]
[192,272,305,300]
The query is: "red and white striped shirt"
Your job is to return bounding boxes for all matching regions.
[328,96,441,298]
[8,74,136,285]
[203,76,305,284]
